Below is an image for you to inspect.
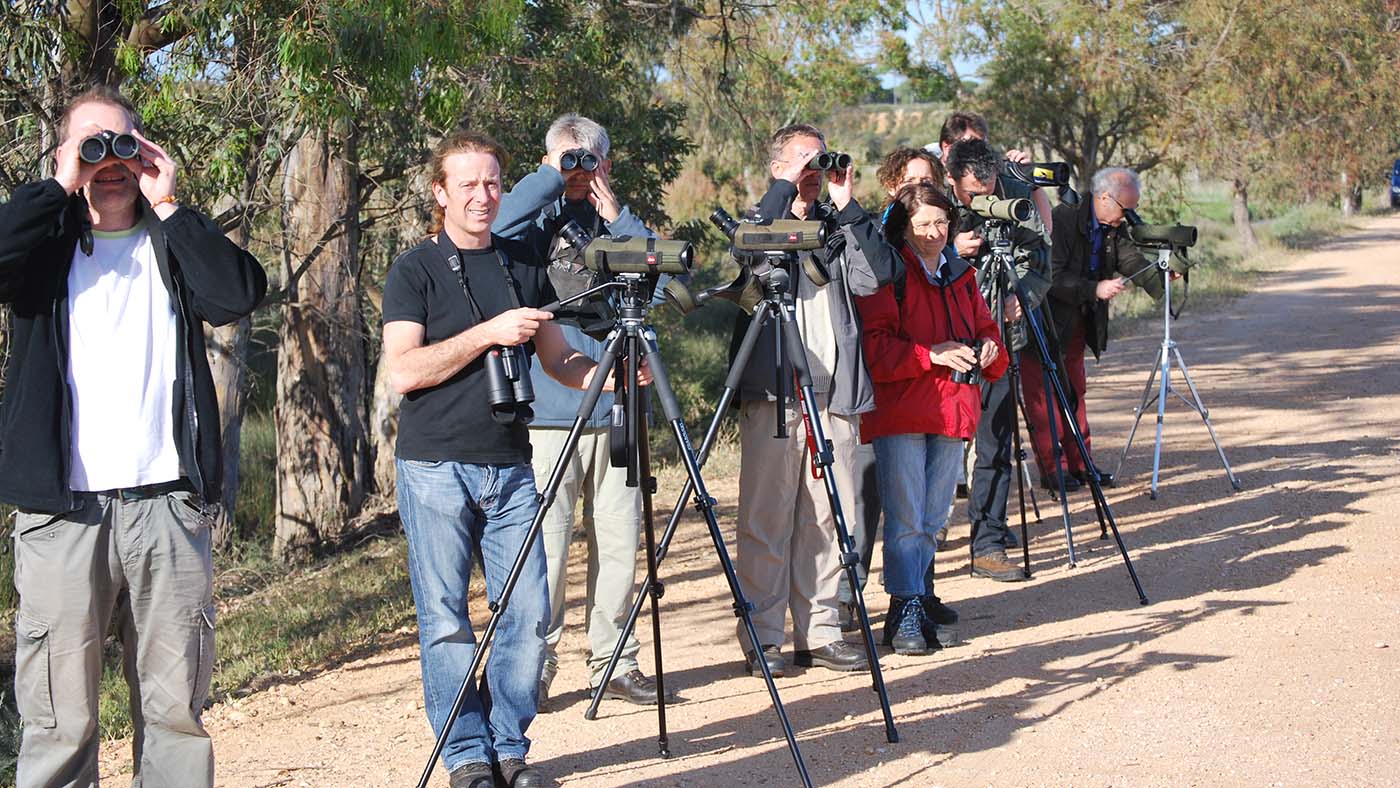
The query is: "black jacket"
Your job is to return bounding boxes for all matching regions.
[957,176,1052,352]
[0,179,268,513]
[1048,199,1163,359]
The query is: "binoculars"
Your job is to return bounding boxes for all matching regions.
[1003,159,1073,188]
[805,151,853,171]
[484,345,535,425]
[949,340,984,386]
[560,148,599,172]
[79,130,140,164]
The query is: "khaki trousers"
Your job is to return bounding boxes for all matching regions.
[529,427,643,686]
[12,490,216,788]
[735,395,860,652]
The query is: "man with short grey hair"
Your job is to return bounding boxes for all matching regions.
[1024,166,1163,486]
[492,113,664,708]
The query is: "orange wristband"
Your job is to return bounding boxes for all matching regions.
[152,195,178,208]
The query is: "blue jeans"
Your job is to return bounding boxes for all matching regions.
[396,459,549,772]
[872,434,964,598]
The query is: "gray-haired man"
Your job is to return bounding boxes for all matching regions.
[492,113,662,707]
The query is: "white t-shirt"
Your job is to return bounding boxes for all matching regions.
[66,226,182,491]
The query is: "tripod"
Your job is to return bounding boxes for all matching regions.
[989,224,1150,604]
[415,274,813,788]
[965,254,1046,579]
[1113,248,1242,499]
[586,255,899,752]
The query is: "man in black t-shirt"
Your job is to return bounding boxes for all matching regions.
[381,131,621,788]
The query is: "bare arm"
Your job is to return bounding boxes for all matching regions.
[384,307,554,395]
[534,321,650,391]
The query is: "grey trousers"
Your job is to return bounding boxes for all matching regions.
[530,427,643,686]
[12,489,216,788]
[735,395,860,653]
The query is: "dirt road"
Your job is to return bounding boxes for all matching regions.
[105,216,1400,787]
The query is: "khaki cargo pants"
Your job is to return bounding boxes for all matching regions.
[12,489,216,788]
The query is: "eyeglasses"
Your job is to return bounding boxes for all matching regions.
[913,220,952,232]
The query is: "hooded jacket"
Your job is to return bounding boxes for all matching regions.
[728,180,902,416]
[0,179,267,513]
[856,244,1008,443]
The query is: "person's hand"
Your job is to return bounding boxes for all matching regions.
[1096,278,1127,300]
[479,308,554,346]
[1169,270,1183,281]
[131,130,178,217]
[978,338,1000,368]
[1001,294,1023,323]
[52,121,107,195]
[827,163,855,210]
[929,340,977,372]
[544,146,568,173]
[588,162,622,223]
[954,230,984,259]
[775,147,820,185]
[594,357,652,392]
[1005,148,1033,165]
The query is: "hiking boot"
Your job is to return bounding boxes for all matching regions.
[597,669,672,705]
[1041,473,1081,501]
[972,550,1027,583]
[922,594,959,626]
[885,598,935,655]
[794,640,869,672]
[744,644,786,678]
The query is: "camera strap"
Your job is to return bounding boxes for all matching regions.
[795,372,824,480]
[434,229,523,325]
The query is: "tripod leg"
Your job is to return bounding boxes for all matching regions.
[1114,344,1164,480]
[626,332,671,758]
[1038,358,1078,567]
[1151,342,1172,500]
[1012,287,1148,604]
[415,333,622,788]
[1170,345,1242,490]
[644,329,815,787]
[779,302,898,743]
[585,302,776,721]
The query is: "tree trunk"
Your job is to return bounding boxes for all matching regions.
[207,315,251,550]
[1232,176,1260,254]
[1340,171,1363,217]
[273,122,368,562]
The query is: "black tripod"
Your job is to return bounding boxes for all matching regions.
[966,250,1059,580]
[585,255,899,751]
[987,223,1150,604]
[415,274,813,788]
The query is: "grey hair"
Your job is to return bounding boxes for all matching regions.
[545,113,610,157]
[1091,167,1141,200]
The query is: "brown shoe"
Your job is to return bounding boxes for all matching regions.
[971,551,1028,582]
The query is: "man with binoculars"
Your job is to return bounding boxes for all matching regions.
[1024,167,1164,490]
[730,123,899,679]
[944,137,1053,583]
[0,85,268,787]
[382,129,631,788]
[490,113,668,709]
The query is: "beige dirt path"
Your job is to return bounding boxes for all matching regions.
[105,215,1400,787]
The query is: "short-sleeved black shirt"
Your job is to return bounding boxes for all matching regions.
[382,235,558,464]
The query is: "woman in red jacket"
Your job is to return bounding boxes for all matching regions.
[856,184,1007,655]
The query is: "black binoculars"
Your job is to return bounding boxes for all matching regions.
[949,340,984,386]
[560,148,599,172]
[79,130,140,164]
[805,151,852,171]
[484,345,535,424]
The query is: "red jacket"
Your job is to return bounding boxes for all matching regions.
[856,245,1008,443]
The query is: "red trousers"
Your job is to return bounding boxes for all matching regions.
[1021,320,1091,478]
